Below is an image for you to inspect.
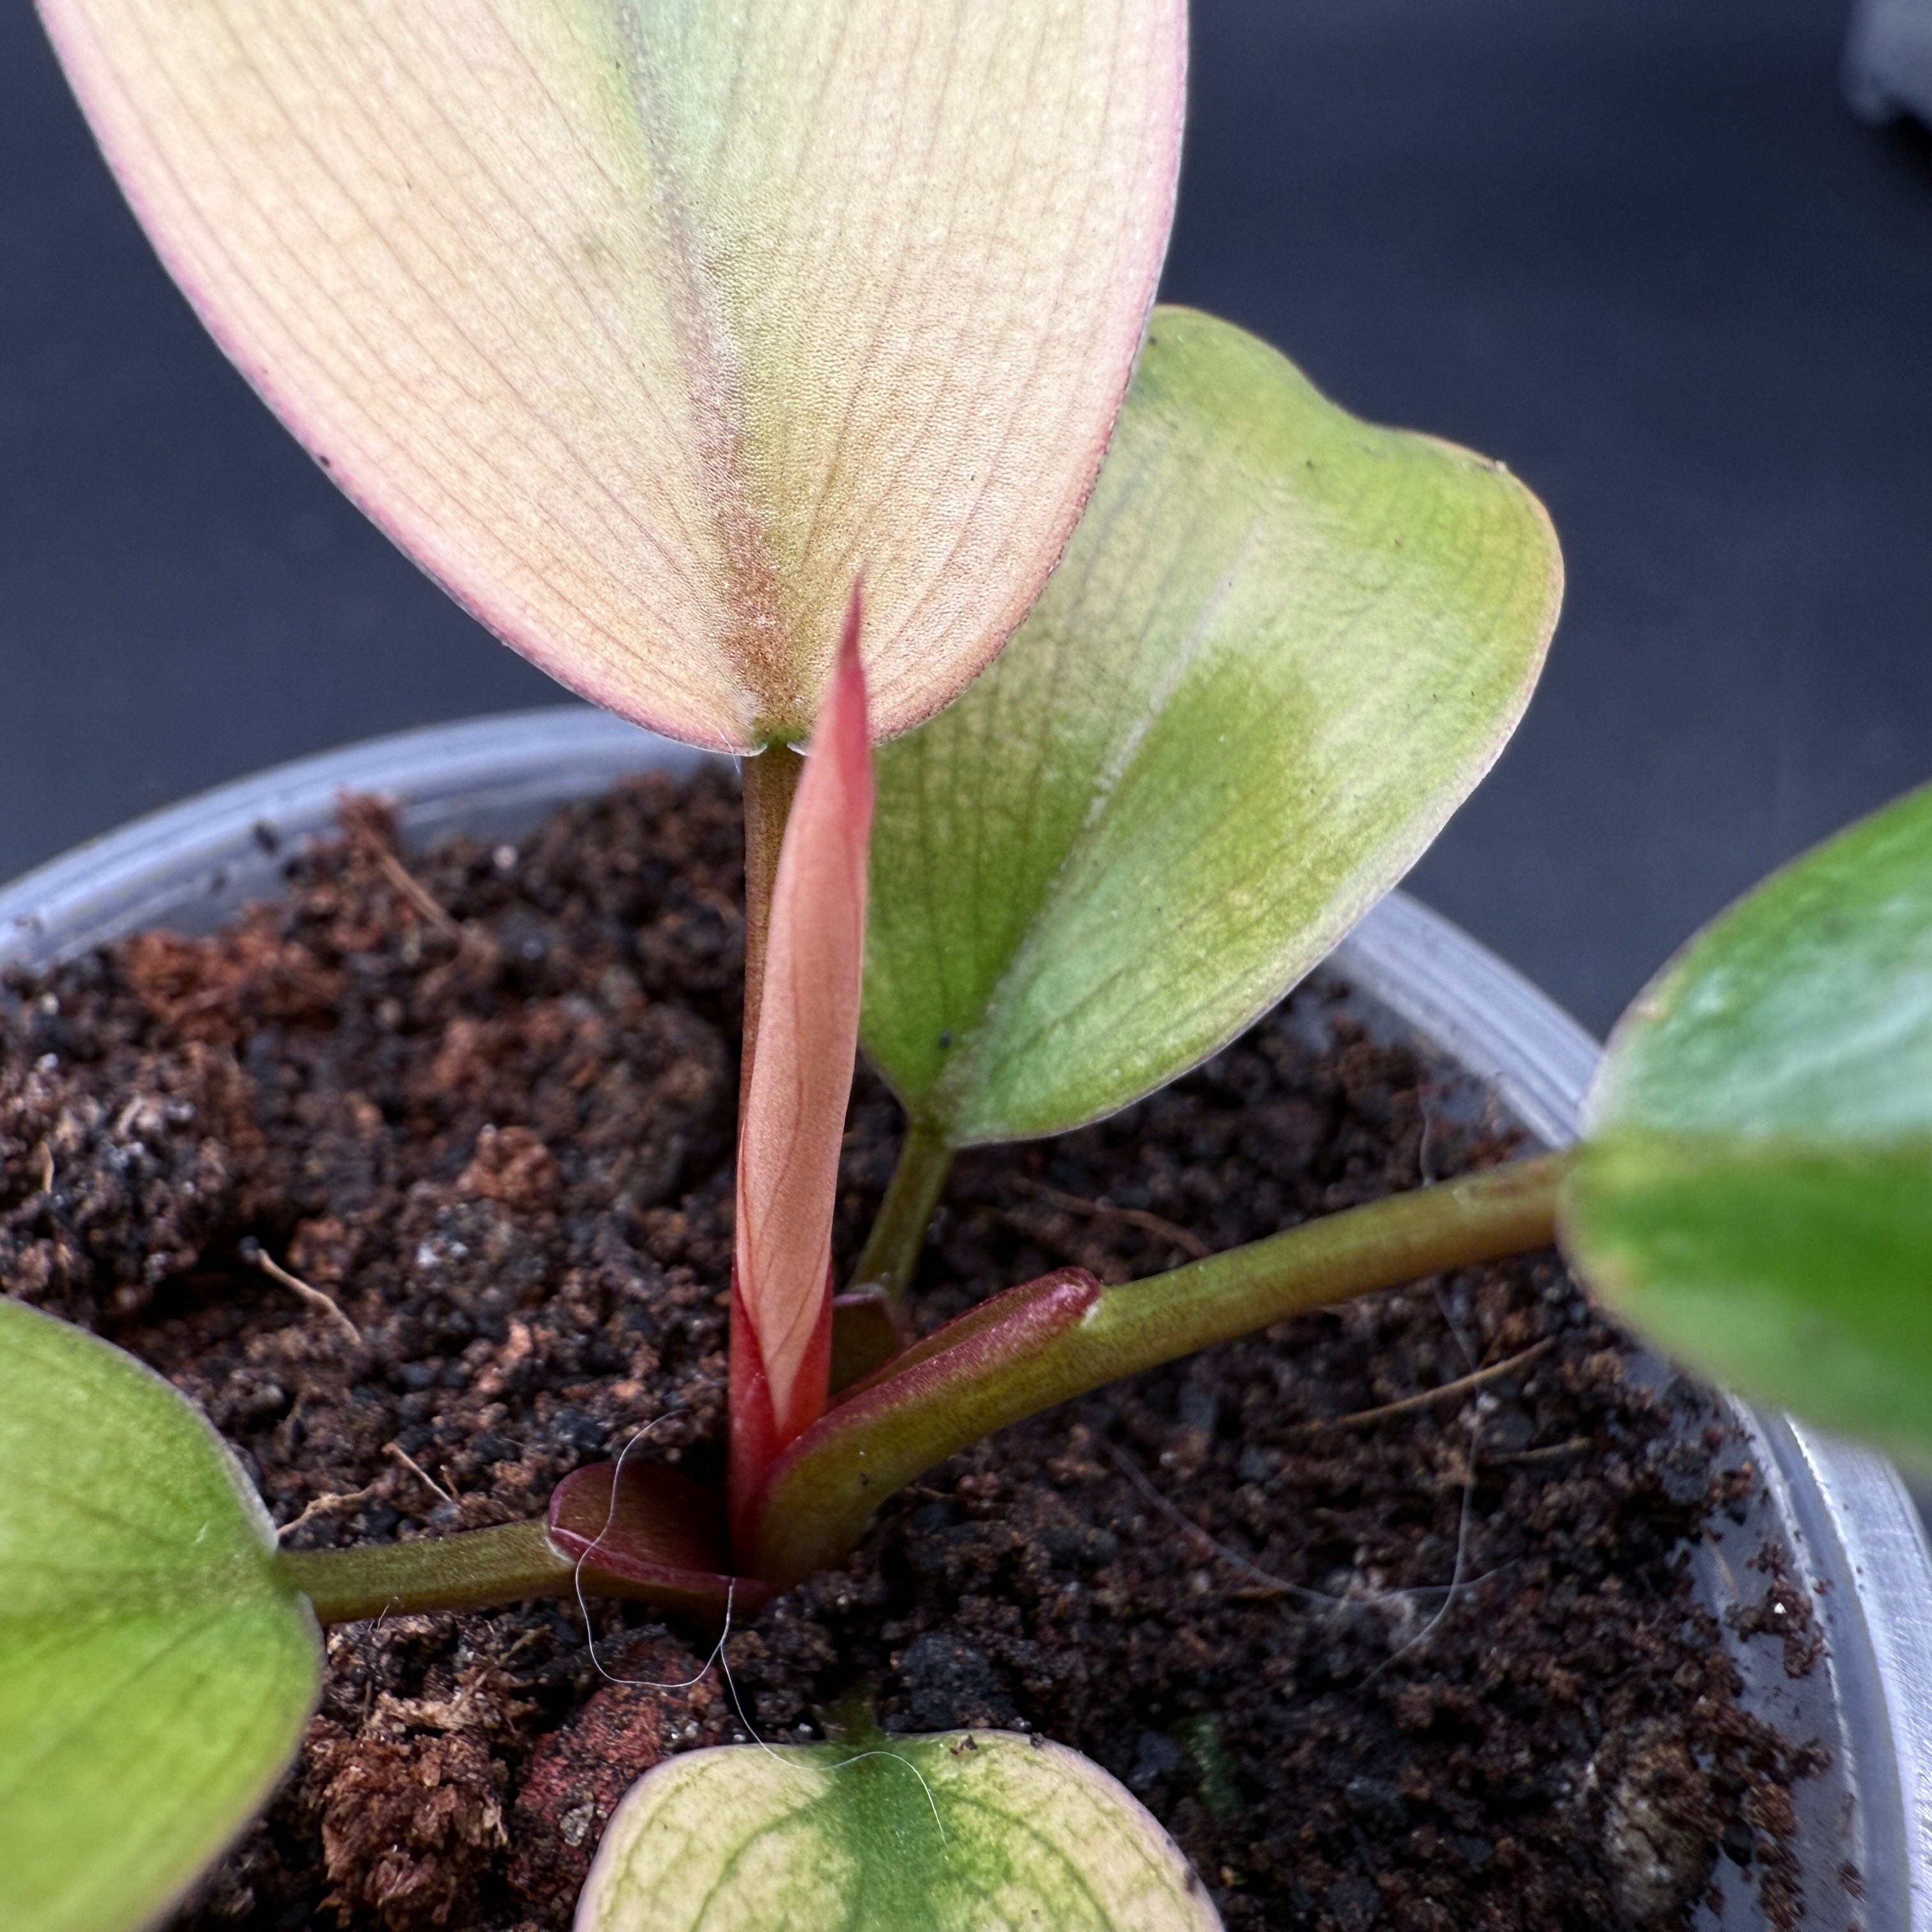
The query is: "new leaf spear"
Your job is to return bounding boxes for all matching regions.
[730,591,874,1542]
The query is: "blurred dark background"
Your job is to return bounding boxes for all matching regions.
[2,0,1929,1038]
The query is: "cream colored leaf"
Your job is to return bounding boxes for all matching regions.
[41,0,1184,747]
[578,1731,1223,1931]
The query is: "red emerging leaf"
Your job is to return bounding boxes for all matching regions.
[730,588,874,1537]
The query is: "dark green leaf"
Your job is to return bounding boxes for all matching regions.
[1563,783,1932,1463]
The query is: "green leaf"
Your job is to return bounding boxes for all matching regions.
[0,1298,319,1932]
[39,0,1184,751]
[1562,782,1932,1465]
[576,1729,1223,1931]
[862,306,1561,1143]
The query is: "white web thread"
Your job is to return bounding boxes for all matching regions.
[1418,1079,1445,1186]
[1358,1411,1483,1687]
[571,1414,723,1691]
[711,1636,948,1848]
[1102,1434,1505,1620]
[570,1422,946,1844]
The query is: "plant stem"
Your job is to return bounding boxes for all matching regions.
[753,1151,1569,1585]
[275,1520,576,1624]
[1073,1149,1565,1392]
[740,742,804,1098]
[848,1119,954,1308]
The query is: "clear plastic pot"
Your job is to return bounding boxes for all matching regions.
[1,706,1925,1929]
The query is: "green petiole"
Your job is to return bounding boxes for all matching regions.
[755,1151,1568,1584]
[847,1119,955,1309]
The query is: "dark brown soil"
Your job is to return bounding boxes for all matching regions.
[0,771,1821,1932]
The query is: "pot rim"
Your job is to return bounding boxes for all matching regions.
[2,703,1928,1928]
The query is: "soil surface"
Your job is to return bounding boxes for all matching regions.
[0,771,1822,1932]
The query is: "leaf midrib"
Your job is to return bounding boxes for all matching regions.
[611,1,786,730]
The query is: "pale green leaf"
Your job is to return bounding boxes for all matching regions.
[1563,782,1932,1467]
[0,1298,320,1932]
[576,1729,1223,1932]
[863,306,1561,1144]
[39,0,1184,750]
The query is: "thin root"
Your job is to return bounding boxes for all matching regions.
[999,1177,1211,1260]
[385,1441,455,1506]
[243,1238,362,1346]
[1296,1335,1556,1436]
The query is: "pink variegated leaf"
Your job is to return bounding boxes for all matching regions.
[730,594,873,1529]
[37,0,1184,749]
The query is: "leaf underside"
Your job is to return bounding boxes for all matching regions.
[0,1298,319,1932]
[40,0,1184,748]
[862,305,1563,1145]
[576,1730,1223,1932]
[1563,782,1932,1467]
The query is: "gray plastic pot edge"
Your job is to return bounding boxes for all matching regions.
[1,703,1928,1928]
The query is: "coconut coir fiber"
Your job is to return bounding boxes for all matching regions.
[0,769,1820,1931]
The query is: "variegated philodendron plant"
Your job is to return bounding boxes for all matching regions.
[10,4,1930,1928]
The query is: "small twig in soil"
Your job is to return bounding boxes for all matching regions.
[691,884,744,931]
[1487,1434,1592,1466]
[33,1141,54,1194]
[277,1482,380,1541]
[240,1237,363,1346]
[374,846,467,943]
[1002,1175,1211,1259]
[1294,1335,1556,1436]
[385,1441,456,1505]
[500,1627,551,1666]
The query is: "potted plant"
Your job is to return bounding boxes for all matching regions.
[6,3,1931,1928]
